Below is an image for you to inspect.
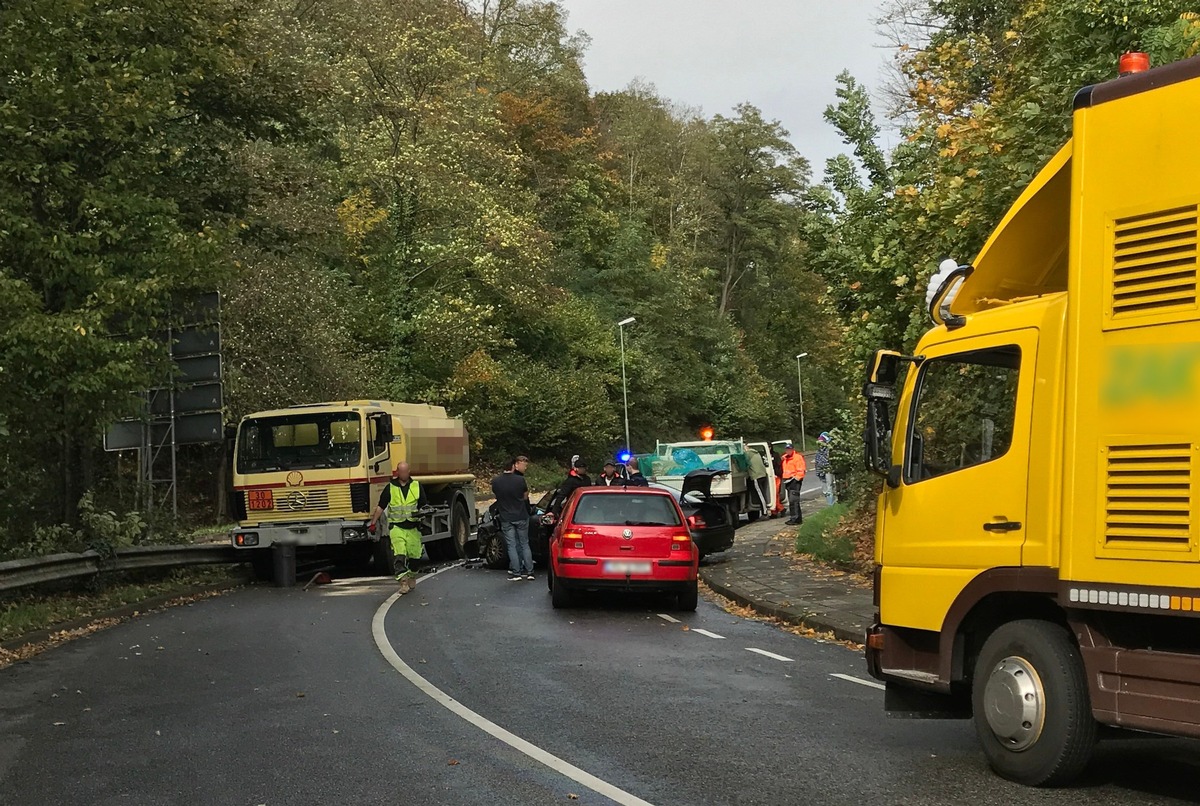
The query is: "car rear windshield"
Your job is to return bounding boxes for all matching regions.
[571,493,681,527]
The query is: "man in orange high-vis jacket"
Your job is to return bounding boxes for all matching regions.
[781,443,807,525]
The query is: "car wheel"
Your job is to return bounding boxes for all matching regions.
[676,581,699,612]
[550,565,573,609]
[483,526,508,569]
[972,620,1096,786]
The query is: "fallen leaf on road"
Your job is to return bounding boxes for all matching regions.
[448,759,460,766]
[681,625,689,631]
[52,722,65,726]
[295,692,306,698]
[568,794,579,800]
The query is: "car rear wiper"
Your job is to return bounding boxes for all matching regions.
[624,520,671,526]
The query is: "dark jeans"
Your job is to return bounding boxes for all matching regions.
[785,478,804,523]
[501,518,533,575]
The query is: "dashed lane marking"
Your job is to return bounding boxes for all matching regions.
[373,563,656,806]
[656,613,680,623]
[691,628,726,639]
[830,673,886,691]
[746,647,793,662]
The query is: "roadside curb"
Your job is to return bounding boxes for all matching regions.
[699,570,865,644]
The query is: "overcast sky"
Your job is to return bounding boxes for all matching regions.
[557,0,899,179]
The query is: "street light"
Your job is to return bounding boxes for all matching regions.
[795,353,808,452]
[618,317,636,457]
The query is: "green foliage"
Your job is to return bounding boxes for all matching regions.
[794,503,853,566]
[4,492,148,561]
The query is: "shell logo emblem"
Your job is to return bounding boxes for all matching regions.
[286,471,304,487]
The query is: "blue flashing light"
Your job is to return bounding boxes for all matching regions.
[616,450,632,463]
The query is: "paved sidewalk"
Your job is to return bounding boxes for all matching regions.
[699,491,874,643]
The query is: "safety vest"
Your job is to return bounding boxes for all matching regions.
[387,480,422,525]
[782,452,807,480]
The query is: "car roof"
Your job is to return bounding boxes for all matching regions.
[575,486,675,496]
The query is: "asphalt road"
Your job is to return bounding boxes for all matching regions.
[2,565,1198,805]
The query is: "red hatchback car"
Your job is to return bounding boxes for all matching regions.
[547,487,699,611]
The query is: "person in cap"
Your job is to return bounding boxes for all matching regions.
[548,457,592,519]
[815,432,835,506]
[595,461,622,487]
[781,443,807,525]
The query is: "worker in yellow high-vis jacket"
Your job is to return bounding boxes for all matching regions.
[368,462,427,592]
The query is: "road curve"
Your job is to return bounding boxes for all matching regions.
[1,565,1197,805]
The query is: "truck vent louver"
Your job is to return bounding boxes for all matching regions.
[1110,205,1198,319]
[1104,444,1193,550]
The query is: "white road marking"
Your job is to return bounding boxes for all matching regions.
[830,673,886,691]
[656,613,680,623]
[373,564,655,806]
[691,628,726,640]
[746,647,793,662]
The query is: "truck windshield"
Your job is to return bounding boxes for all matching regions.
[236,413,362,473]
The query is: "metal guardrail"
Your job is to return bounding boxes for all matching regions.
[0,544,241,594]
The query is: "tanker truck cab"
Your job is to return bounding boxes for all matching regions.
[231,401,476,581]
[865,54,1200,787]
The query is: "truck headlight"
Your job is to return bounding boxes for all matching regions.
[234,532,259,547]
[342,527,365,541]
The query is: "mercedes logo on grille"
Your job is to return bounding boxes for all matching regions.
[285,491,307,512]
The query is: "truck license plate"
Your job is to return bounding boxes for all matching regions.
[603,560,651,575]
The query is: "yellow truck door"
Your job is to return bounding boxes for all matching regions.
[880,328,1038,631]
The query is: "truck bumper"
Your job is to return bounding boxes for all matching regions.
[231,520,373,549]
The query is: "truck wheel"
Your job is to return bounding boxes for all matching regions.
[450,501,471,559]
[373,535,395,576]
[250,550,273,581]
[550,565,573,609]
[971,620,1096,786]
[746,509,761,522]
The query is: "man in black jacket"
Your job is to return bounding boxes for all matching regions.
[548,458,591,518]
[624,457,649,487]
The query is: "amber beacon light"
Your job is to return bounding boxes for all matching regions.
[1119,51,1150,76]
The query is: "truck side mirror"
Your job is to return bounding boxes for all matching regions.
[378,416,393,443]
[864,398,894,479]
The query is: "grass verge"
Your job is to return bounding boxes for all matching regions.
[794,503,853,566]
[0,566,243,645]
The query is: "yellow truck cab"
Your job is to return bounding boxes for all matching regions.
[863,54,1200,786]
[230,400,475,582]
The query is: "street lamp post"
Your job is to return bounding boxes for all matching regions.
[795,353,808,451]
[618,317,636,456]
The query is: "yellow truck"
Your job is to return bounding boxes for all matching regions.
[229,400,475,581]
[863,53,1200,785]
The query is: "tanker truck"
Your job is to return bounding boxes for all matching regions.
[229,400,476,582]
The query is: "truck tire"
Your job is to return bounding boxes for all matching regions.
[971,619,1096,786]
[250,550,273,581]
[373,534,395,576]
[450,501,471,559]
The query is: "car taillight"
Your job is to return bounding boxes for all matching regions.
[671,534,691,552]
[686,514,706,529]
